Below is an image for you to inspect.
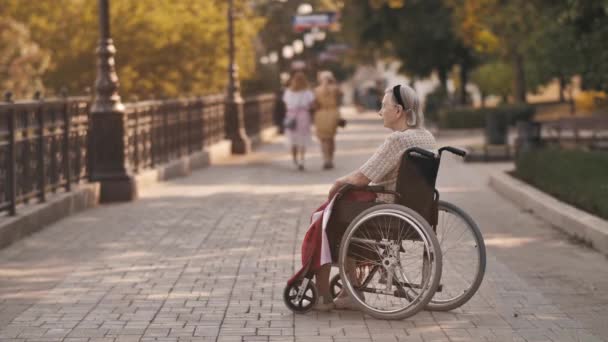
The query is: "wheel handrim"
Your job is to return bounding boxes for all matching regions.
[430,205,483,305]
[341,209,439,314]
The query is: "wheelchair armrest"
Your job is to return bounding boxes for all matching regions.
[363,185,385,192]
[336,184,401,200]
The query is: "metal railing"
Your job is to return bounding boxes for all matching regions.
[0,95,90,215]
[125,95,226,173]
[1,92,276,216]
[243,93,276,137]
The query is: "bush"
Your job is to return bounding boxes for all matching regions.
[424,86,449,123]
[438,104,535,129]
[439,106,485,128]
[514,148,608,220]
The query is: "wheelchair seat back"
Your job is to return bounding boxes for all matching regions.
[395,149,440,226]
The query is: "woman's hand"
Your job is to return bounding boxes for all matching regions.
[328,171,371,200]
[328,179,346,200]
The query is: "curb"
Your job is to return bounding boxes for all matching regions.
[489,172,608,256]
[464,145,512,162]
[134,126,277,187]
[0,183,100,250]
[134,140,231,188]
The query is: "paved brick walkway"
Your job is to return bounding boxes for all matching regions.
[0,109,606,342]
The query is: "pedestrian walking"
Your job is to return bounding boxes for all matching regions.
[283,71,315,171]
[313,71,343,170]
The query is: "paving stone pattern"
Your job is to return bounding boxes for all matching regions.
[0,109,606,342]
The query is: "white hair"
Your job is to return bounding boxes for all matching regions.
[385,84,424,128]
[318,70,336,84]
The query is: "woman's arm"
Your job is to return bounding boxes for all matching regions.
[328,170,370,199]
[328,134,399,199]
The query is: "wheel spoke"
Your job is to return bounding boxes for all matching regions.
[341,206,441,317]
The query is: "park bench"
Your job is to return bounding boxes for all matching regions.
[537,115,608,150]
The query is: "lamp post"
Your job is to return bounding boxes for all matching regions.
[89,0,136,202]
[225,0,251,154]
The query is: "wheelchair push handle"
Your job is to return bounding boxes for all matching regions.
[438,146,467,158]
[406,147,436,159]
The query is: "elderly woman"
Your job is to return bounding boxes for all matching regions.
[314,84,436,311]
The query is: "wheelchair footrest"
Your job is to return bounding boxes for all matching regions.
[358,286,414,300]
[378,278,423,290]
[357,282,443,298]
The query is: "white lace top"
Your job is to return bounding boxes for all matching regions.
[359,129,436,202]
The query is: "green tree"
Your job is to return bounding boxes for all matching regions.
[1,0,263,99]
[340,0,476,104]
[524,19,581,101]
[0,17,49,98]
[447,0,546,103]
[471,61,512,105]
[564,0,608,92]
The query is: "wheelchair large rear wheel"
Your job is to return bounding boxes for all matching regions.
[426,200,486,311]
[338,204,442,320]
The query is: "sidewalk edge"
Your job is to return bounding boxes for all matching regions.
[134,141,231,188]
[0,183,100,250]
[489,171,608,256]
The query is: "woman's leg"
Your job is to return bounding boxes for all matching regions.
[328,137,336,166]
[299,146,306,165]
[291,145,298,166]
[315,264,332,299]
[319,139,330,166]
[335,257,359,300]
[334,258,364,310]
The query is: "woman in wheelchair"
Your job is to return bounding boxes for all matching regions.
[315,84,436,311]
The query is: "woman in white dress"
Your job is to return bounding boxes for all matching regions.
[283,72,315,171]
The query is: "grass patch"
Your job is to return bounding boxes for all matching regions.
[514,148,608,220]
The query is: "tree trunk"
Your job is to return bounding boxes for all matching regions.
[569,86,576,115]
[437,67,448,93]
[459,63,469,106]
[558,75,566,103]
[511,53,527,103]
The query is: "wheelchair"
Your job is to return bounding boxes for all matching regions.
[284,146,486,320]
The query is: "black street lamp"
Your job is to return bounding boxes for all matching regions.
[89,0,136,202]
[225,0,251,154]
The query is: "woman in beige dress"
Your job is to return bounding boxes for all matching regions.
[314,71,343,170]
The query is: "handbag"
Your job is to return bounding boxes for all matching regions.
[337,118,347,128]
[284,117,297,130]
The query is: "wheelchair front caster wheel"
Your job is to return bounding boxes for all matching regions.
[330,274,343,299]
[283,278,317,313]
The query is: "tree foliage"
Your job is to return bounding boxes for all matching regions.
[339,0,479,107]
[1,0,263,99]
[447,0,607,101]
[564,0,608,91]
[341,0,468,82]
[471,61,512,101]
[0,17,49,98]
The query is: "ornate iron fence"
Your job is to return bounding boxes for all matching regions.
[1,93,276,216]
[125,95,226,173]
[243,94,276,137]
[0,95,90,215]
